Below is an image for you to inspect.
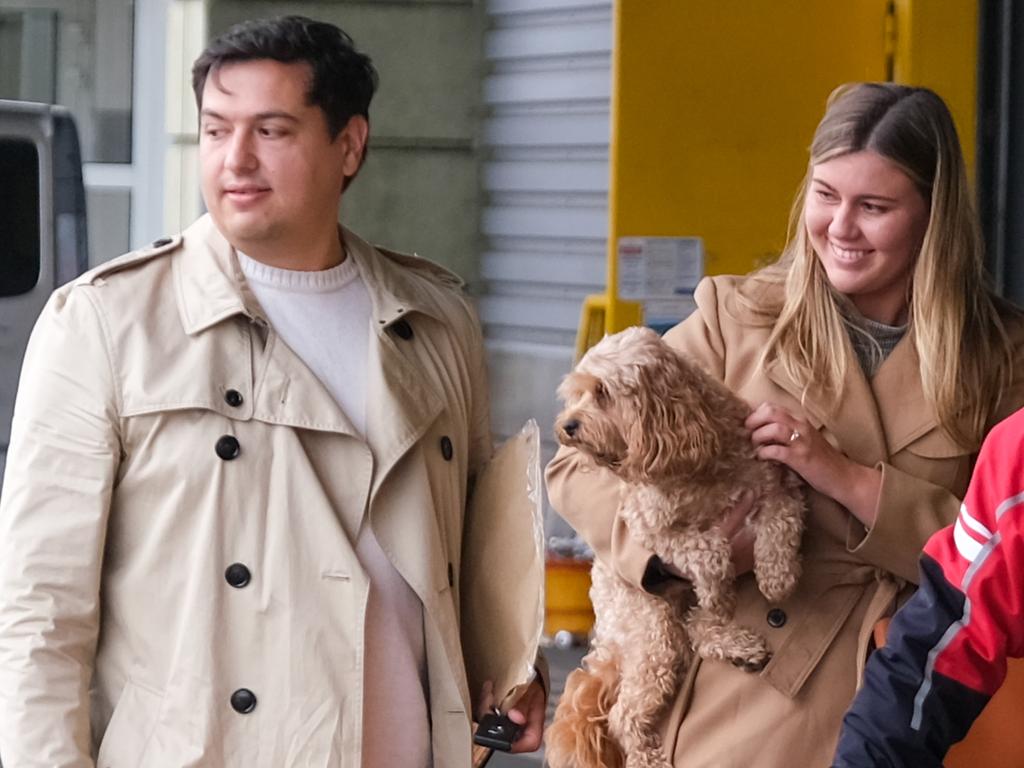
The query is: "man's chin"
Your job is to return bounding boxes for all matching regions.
[211,212,276,247]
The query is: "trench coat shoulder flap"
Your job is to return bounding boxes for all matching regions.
[72,234,183,287]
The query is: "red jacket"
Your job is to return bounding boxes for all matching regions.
[835,407,1024,766]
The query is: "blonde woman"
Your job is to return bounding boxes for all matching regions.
[545,82,1024,767]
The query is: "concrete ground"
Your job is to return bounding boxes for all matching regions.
[487,644,587,768]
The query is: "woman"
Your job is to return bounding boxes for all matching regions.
[545,82,1024,767]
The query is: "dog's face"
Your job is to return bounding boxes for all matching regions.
[556,368,629,469]
[555,326,723,482]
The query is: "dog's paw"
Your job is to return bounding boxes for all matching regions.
[725,632,772,673]
[730,650,772,673]
[756,569,800,603]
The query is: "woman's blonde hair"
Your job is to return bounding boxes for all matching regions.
[743,82,1015,449]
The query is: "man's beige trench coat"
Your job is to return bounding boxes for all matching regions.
[0,214,496,767]
[547,275,1024,768]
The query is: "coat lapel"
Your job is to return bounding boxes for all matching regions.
[345,230,447,497]
[763,342,890,467]
[347,231,450,606]
[870,333,948,454]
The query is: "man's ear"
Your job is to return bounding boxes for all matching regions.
[338,115,369,178]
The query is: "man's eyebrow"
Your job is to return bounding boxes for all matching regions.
[254,111,300,122]
[199,109,300,122]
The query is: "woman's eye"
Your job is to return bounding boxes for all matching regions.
[815,189,837,202]
[862,202,887,213]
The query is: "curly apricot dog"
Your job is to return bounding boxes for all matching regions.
[546,327,805,768]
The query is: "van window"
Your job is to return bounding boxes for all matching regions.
[0,137,40,296]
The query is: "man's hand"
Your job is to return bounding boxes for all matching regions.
[506,679,546,753]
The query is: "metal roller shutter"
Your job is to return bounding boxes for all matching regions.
[480,0,612,503]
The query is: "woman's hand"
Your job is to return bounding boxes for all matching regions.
[745,402,882,527]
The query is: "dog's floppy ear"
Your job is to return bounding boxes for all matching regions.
[621,348,722,481]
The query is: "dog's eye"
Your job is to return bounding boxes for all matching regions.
[593,382,607,403]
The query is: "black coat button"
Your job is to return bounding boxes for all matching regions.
[440,436,453,461]
[230,688,257,714]
[447,562,455,588]
[225,563,251,588]
[152,237,172,248]
[224,389,244,408]
[215,435,240,460]
[766,608,787,628]
[391,319,413,340]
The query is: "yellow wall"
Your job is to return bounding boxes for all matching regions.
[604,0,978,330]
[893,0,977,170]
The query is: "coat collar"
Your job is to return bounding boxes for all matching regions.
[763,330,943,464]
[169,215,449,454]
[172,214,445,337]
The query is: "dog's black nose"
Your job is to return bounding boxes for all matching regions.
[561,419,580,438]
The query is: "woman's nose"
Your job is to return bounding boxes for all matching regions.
[828,202,859,240]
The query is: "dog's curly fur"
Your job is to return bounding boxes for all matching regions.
[546,327,805,768]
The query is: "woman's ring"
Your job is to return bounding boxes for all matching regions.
[789,430,801,443]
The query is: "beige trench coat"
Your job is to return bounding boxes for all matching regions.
[0,214,495,767]
[546,275,1024,768]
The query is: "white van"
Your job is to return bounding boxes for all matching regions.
[0,100,88,486]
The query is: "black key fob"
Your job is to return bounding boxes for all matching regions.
[473,712,522,752]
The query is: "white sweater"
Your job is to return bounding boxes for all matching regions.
[239,251,431,768]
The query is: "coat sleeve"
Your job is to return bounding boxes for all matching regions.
[833,408,1024,767]
[0,286,121,767]
[845,464,963,584]
[544,277,728,589]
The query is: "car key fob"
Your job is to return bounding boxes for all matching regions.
[473,711,522,752]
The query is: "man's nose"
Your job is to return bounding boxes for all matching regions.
[225,132,258,173]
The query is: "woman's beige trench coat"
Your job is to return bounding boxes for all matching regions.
[0,215,498,767]
[546,275,1024,768]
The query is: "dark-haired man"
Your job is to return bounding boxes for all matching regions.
[0,16,544,767]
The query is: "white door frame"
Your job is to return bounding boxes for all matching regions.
[82,0,168,249]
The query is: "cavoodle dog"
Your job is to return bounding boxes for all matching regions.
[546,326,805,768]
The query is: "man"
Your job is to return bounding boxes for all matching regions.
[0,16,544,767]
[833,407,1024,767]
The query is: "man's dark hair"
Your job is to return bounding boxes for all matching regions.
[191,15,378,138]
